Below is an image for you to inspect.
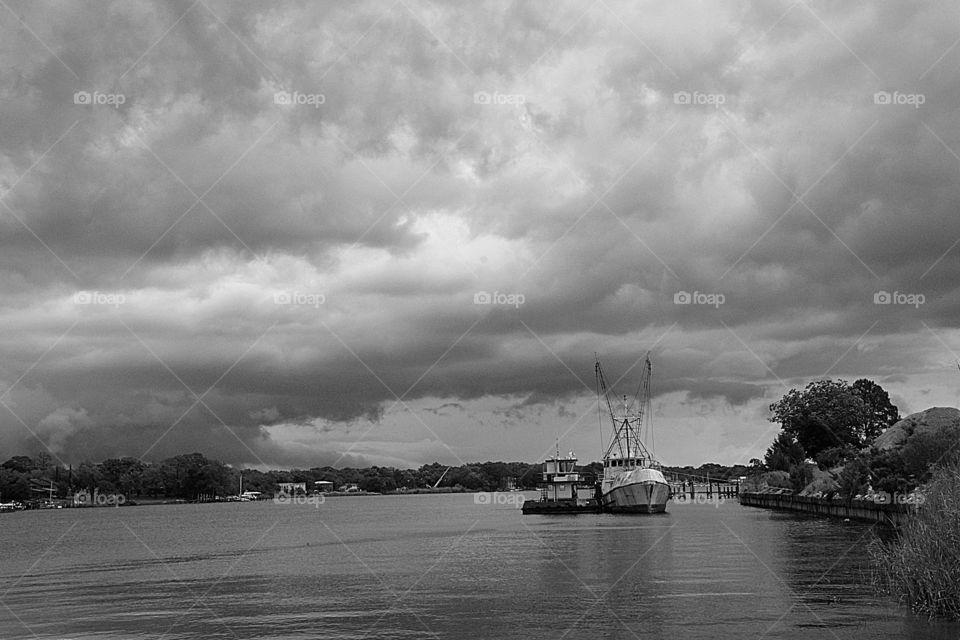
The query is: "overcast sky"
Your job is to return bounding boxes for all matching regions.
[2,0,959,471]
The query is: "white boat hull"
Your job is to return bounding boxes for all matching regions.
[602,468,670,513]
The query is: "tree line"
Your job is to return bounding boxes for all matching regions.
[0,453,550,502]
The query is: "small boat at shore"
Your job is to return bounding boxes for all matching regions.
[597,355,670,514]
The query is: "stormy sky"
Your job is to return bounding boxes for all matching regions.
[2,0,959,470]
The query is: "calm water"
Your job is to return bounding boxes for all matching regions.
[1,494,957,639]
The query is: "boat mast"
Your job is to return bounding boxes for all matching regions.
[597,353,654,462]
[623,396,630,460]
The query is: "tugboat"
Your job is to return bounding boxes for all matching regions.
[596,354,671,514]
[521,447,600,514]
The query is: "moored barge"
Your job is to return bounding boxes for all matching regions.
[521,450,601,514]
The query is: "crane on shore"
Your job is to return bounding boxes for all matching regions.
[432,466,451,488]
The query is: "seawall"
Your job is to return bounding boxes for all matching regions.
[739,492,916,526]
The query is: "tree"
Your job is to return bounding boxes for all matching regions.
[101,458,144,495]
[851,378,899,442]
[75,462,103,494]
[764,432,805,472]
[769,379,889,459]
[0,467,30,501]
[1,456,34,474]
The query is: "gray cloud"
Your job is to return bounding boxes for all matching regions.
[2,1,960,467]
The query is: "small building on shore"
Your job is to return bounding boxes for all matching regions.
[277,482,307,495]
[313,480,334,493]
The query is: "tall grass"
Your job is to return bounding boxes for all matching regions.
[868,459,960,619]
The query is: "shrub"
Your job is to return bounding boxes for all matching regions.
[789,463,815,493]
[869,459,960,619]
[760,470,791,489]
[837,457,870,500]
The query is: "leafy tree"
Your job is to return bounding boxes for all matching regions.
[1,456,35,474]
[764,432,805,472]
[141,465,167,497]
[851,378,899,441]
[769,379,891,459]
[0,467,30,501]
[75,462,103,494]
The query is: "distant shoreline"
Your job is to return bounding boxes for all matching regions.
[1,487,542,511]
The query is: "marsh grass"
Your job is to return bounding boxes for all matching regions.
[868,459,960,619]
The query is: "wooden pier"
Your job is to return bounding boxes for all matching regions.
[666,476,740,499]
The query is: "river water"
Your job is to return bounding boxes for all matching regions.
[1,493,957,639]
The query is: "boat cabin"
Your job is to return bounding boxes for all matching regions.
[603,453,660,471]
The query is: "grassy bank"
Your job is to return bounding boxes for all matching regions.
[868,459,960,619]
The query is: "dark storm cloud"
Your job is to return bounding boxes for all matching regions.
[2,1,960,466]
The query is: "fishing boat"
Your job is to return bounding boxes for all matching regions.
[596,354,671,514]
